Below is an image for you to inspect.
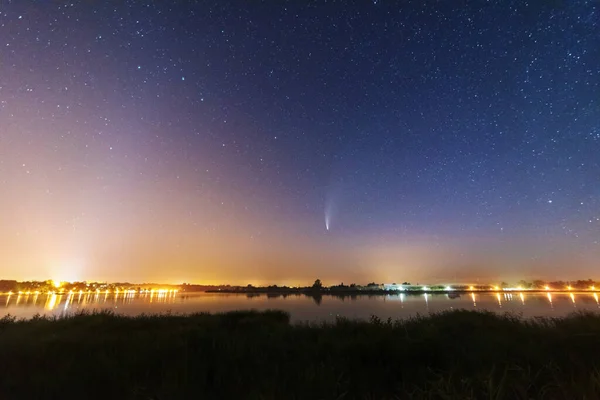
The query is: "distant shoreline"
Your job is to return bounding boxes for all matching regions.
[204,288,598,295]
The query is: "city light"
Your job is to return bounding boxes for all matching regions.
[0,281,595,298]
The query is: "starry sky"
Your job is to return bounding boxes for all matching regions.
[1,1,599,285]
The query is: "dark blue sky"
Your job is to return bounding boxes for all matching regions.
[1,1,599,284]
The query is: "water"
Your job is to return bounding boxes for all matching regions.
[1,291,599,322]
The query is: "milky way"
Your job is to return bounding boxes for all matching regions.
[1,1,599,284]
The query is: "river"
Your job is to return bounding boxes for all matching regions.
[1,291,599,322]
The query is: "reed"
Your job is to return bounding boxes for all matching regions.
[0,309,599,399]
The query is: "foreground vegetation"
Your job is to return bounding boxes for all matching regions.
[1,310,600,399]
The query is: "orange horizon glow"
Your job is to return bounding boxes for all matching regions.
[1,0,600,298]
[2,125,600,286]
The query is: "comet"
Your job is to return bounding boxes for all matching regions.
[324,184,338,232]
[324,207,332,231]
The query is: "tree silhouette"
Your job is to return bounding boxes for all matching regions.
[532,280,546,289]
[517,280,532,289]
[312,279,323,290]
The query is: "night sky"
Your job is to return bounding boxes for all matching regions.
[1,1,599,285]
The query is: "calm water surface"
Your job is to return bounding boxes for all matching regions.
[1,291,599,322]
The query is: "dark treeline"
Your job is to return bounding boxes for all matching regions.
[205,278,600,294]
[1,278,598,295]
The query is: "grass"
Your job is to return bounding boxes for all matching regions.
[0,309,600,399]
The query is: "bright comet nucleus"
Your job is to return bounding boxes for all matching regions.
[324,197,334,231]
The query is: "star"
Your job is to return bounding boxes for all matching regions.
[0,0,599,284]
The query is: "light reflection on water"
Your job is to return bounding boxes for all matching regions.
[0,292,599,322]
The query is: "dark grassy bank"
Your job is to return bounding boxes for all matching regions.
[1,310,600,399]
